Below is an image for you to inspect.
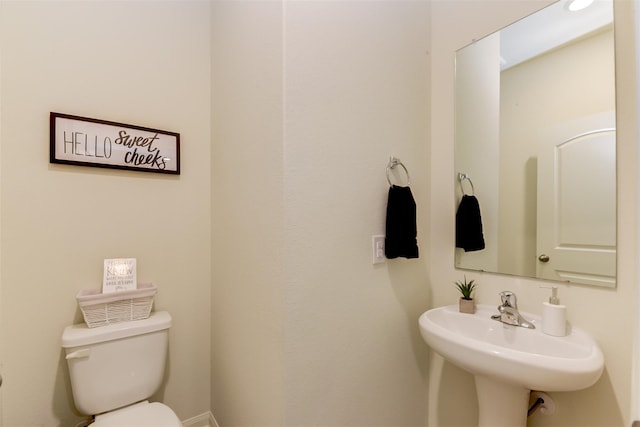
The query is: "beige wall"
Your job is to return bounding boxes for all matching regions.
[499,27,615,278]
[283,2,430,424]
[2,1,639,427]
[454,32,501,273]
[0,1,212,425]
[430,1,637,426]
[0,1,432,425]
[211,0,432,425]
[211,1,286,425]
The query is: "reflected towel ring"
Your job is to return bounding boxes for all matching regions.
[387,157,410,187]
[458,172,475,196]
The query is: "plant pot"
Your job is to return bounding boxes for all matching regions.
[459,297,475,314]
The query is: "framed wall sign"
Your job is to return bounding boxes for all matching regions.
[50,112,180,174]
[103,258,137,293]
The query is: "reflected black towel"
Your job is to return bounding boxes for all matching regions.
[455,194,485,252]
[385,185,419,259]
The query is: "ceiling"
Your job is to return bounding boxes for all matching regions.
[499,0,614,70]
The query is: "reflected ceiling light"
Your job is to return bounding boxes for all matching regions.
[568,0,594,11]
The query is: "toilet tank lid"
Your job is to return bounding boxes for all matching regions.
[92,401,181,427]
[61,311,171,348]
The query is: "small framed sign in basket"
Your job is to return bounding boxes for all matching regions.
[76,283,157,328]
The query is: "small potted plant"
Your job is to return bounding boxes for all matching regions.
[454,276,476,314]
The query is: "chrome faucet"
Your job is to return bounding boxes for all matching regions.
[491,291,535,329]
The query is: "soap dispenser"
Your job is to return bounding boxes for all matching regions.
[542,286,566,337]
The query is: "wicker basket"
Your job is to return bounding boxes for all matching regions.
[77,283,157,328]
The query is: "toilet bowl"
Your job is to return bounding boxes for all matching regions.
[61,311,180,426]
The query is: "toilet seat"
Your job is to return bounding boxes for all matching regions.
[91,401,181,427]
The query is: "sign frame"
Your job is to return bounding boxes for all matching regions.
[50,112,180,175]
[103,258,137,294]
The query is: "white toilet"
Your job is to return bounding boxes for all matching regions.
[61,311,181,426]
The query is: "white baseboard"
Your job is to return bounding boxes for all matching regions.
[182,411,218,427]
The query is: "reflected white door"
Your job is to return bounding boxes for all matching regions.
[536,113,616,287]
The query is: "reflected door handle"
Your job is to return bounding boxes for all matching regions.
[538,254,550,263]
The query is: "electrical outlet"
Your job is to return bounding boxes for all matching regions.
[372,235,386,264]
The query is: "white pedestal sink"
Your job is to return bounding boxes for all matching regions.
[419,304,604,426]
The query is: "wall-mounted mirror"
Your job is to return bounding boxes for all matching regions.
[454,0,616,287]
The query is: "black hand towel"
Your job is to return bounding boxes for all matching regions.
[385,185,419,259]
[455,194,485,252]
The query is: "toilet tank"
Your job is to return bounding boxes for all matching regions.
[61,311,172,415]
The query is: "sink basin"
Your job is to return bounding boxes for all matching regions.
[419,304,604,426]
[419,304,603,391]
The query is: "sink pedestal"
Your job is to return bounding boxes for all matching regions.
[475,376,530,427]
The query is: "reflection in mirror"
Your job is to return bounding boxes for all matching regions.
[454,0,616,287]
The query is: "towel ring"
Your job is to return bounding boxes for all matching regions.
[458,172,475,196]
[387,157,410,187]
